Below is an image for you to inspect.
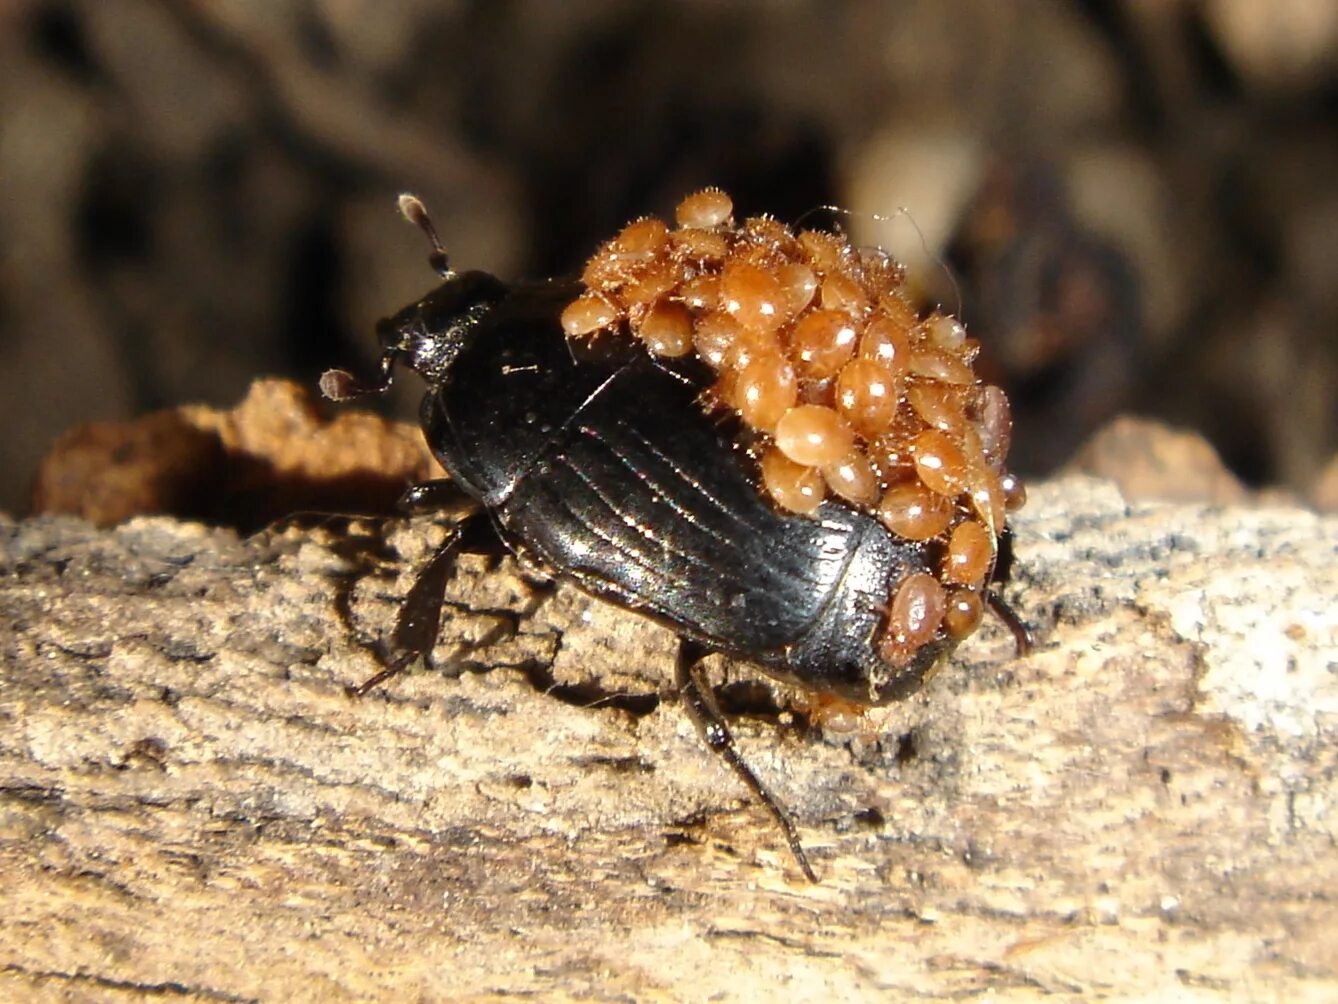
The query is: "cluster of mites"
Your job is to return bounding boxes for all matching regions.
[560,189,1025,668]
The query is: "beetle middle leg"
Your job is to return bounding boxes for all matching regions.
[675,640,818,883]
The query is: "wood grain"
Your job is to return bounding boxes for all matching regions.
[2,476,1335,1001]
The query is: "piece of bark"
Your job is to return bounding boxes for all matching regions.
[30,379,439,531]
[1,476,1335,1000]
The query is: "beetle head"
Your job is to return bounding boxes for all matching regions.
[321,270,508,401]
[321,195,508,401]
[380,269,509,381]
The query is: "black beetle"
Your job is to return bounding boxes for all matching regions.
[322,195,1029,882]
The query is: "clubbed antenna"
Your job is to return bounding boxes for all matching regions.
[319,351,395,401]
[398,193,452,278]
[319,367,368,402]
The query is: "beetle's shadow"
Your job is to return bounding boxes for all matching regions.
[518,660,661,718]
[261,512,806,737]
[258,510,490,657]
[263,512,663,712]
[260,509,394,616]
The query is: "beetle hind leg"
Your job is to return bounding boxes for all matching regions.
[984,590,1033,657]
[675,640,818,883]
[984,527,1032,657]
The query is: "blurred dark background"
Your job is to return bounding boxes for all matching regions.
[2,0,1335,516]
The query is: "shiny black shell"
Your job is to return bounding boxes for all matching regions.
[413,277,951,705]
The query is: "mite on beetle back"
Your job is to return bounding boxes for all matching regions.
[562,188,1026,665]
[322,190,1031,883]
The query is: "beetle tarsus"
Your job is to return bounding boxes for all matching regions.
[345,654,415,698]
[675,640,819,883]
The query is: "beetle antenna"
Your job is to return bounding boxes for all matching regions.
[319,350,396,401]
[398,193,453,278]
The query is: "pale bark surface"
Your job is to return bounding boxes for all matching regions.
[1,476,1335,1001]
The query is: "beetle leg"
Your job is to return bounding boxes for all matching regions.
[397,479,479,518]
[984,590,1033,657]
[347,517,474,697]
[983,527,1032,657]
[675,640,818,883]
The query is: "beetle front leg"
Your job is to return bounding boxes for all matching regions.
[675,640,818,883]
[347,513,476,697]
[397,479,480,518]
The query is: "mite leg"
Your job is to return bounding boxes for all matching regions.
[675,640,818,883]
[347,512,476,697]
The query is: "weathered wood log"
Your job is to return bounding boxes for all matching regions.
[2,476,1335,1000]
